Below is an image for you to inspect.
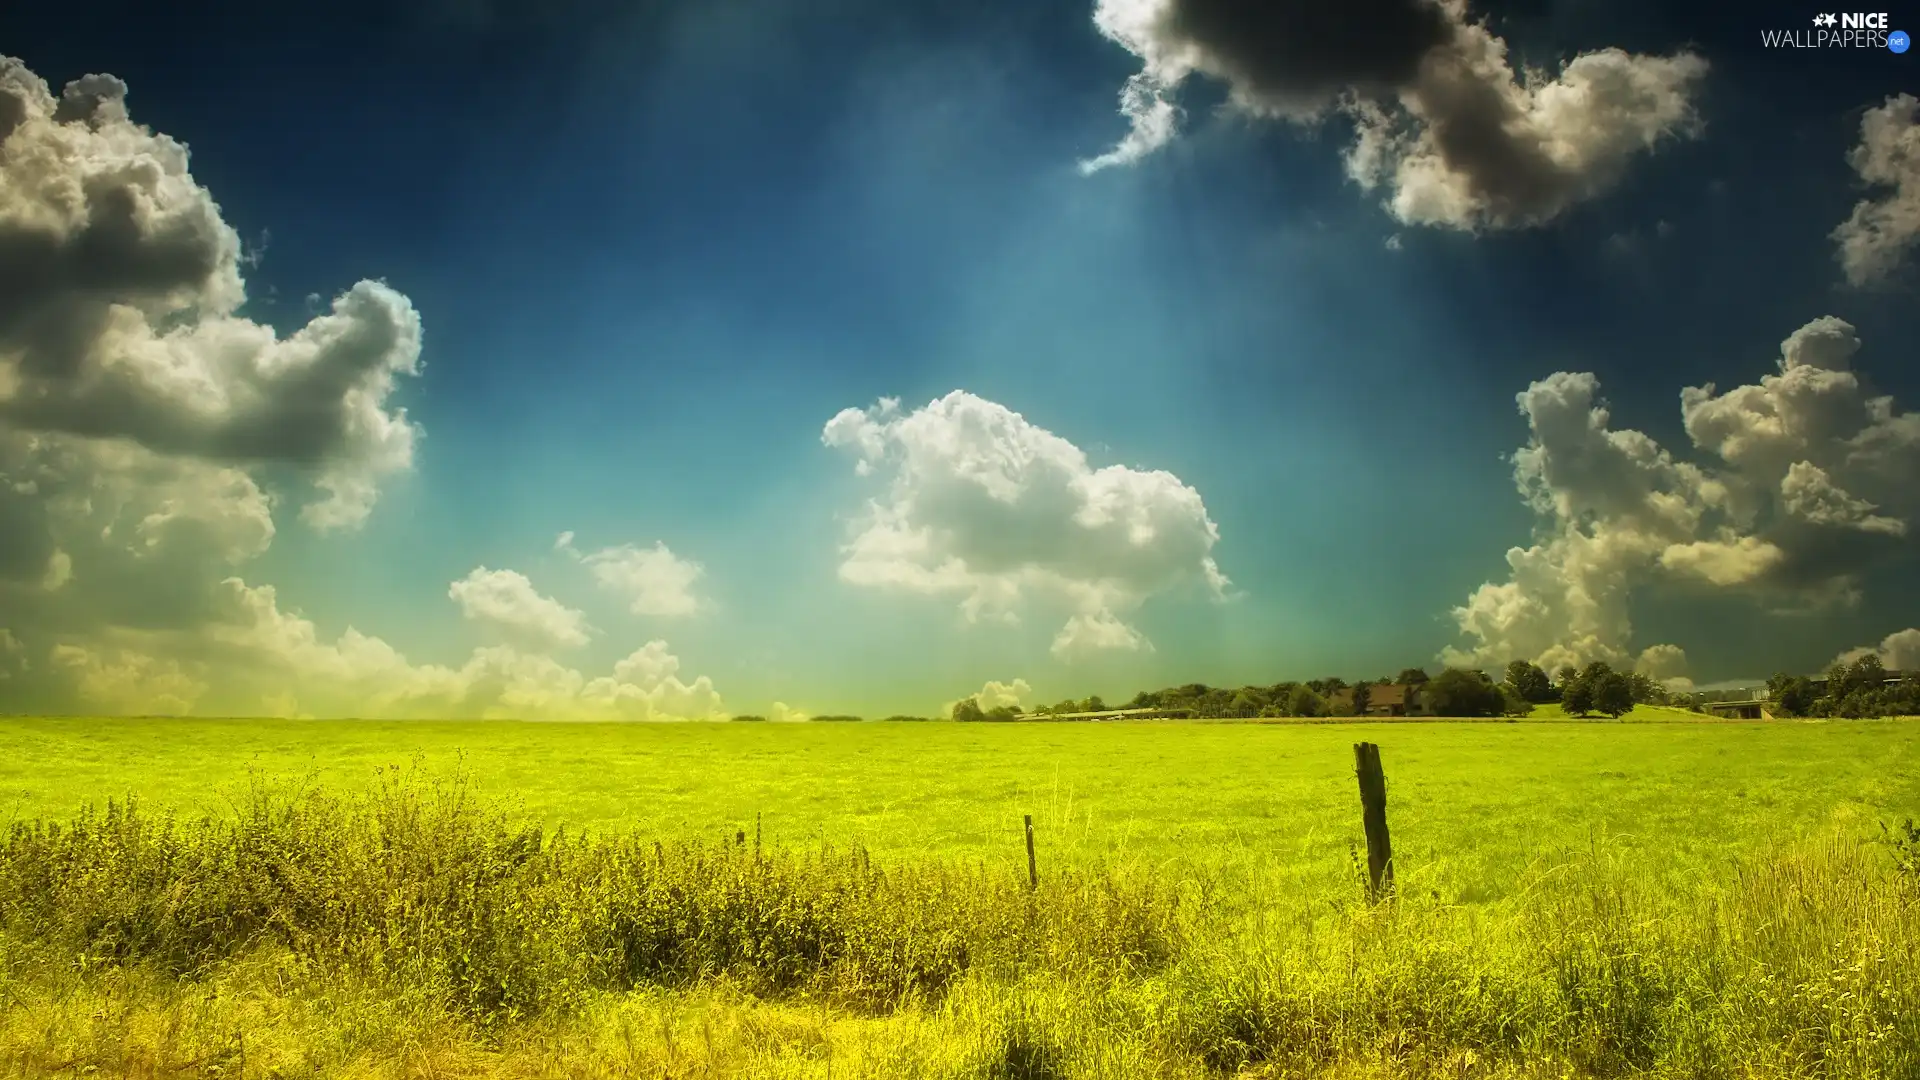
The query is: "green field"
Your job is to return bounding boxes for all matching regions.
[2,716,1917,1078]
[4,716,1916,900]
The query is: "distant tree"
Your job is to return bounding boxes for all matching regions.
[1890,675,1920,718]
[1286,685,1327,718]
[1498,683,1533,717]
[1083,695,1107,713]
[951,699,985,723]
[1591,672,1635,718]
[1626,672,1673,706]
[1351,682,1373,715]
[1505,660,1554,703]
[1397,668,1430,686]
[1424,667,1506,717]
[882,714,931,723]
[1820,654,1891,718]
[1228,690,1262,718]
[1560,669,1595,716]
[1307,677,1349,698]
[983,705,1020,722]
[1766,673,1817,718]
[732,714,768,722]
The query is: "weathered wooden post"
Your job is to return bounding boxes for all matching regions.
[1024,814,1038,889]
[1353,742,1395,902]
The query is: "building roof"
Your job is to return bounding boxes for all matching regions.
[1367,683,1413,709]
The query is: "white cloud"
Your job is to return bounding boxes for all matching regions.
[1445,316,1918,673]
[768,701,811,723]
[1078,72,1184,174]
[972,678,1032,711]
[1832,94,1920,287]
[1657,537,1786,586]
[823,390,1228,660]
[1051,610,1152,659]
[1778,461,1905,536]
[558,532,704,617]
[50,642,205,716]
[1082,0,1706,229]
[448,566,591,650]
[149,578,727,720]
[941,677,1035,720]
[1633,642,1692,691]
[1634,643,1684,674]
[1833,627,1920,671]
[0,628,25,679]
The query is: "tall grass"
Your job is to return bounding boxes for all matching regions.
[0,768,1914,1078]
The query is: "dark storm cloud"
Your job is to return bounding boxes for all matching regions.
[1084,0,1707,230]
[1159,0,1457,113]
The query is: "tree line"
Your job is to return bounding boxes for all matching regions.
[1766,654,1919,719]
[749,655,1915,724]
[962,660,1676,721]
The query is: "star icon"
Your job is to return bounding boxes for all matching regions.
[1813,12,1837,25]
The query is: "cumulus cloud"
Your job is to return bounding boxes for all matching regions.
[972,678,1033,711]
[1082,0,1706,230]
[1445,316,1918,673]
[0,628,26,679]
[768,701,811,723]
[0,55,451,716]
[1052,610,1152,659]
[50,642,206,716]
[1633,642,1692,691]
[557,531,704,617]
[0,56,732,720]
[0,57,422,529]
[1832,94,1920,287]
[448,566,591,650]
[1833,627,1920,671]
[823,391,1229,659]
[942,677,1035,719]
[51,578,727,720]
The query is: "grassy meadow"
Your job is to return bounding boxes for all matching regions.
[1,716,1917,1078]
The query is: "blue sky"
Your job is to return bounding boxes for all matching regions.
[0,0,1916,718]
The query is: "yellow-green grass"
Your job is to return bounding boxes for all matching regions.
[0,759,1915,1079]
[2,716,1916,908]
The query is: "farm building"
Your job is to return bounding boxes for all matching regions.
[1366,683,1430,717]
[1332,683,1432,717]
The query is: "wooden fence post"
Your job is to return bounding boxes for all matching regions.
[1024,814,1038,889]
[1353,742,1395,902]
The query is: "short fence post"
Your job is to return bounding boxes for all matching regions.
[1024,814,1038,889]
[1353,742,1395,902]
